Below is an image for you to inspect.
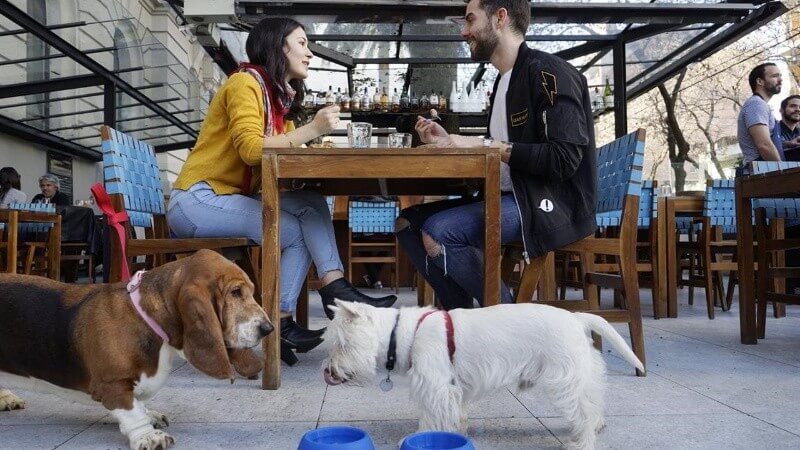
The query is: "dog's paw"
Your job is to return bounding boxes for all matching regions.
[130,429,174,450]
[0,389,25,411]
[146,410,169,429]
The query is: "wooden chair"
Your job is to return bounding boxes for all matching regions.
[95,126,257,284]
[0,203,62,279]
[752,161,800,338]
[514,128,647,376]
[347,199,400,293]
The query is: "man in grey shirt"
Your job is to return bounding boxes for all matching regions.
[737,62,783,172]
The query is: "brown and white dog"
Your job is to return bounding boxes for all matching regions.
[0,249,272,450]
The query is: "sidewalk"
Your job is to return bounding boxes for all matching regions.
[2,287,800,449]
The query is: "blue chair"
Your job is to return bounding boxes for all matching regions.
[514,128,647,376]
[96,125,256,283]
[750,161,800,337]
[347,199,400,293]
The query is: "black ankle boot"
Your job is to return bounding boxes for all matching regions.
[281,317,325,352]
[318,278,398,320]
[281,341,299,366]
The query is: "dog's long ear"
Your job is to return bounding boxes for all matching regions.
[333,299,363,319]
[228,348,262,379]
[177,282,234,381]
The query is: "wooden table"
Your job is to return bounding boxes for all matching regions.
[261,147,502,389]
[736,167,800,344]
[0,209,61,279]
[656,195,704,318]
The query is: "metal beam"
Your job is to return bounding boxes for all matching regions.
[0,20,85,37]
[239,1,759,25]
[309,41,354,68]
[627,2,788,100]
[0,0,197,138]
[154,139,196,153]
[104,82,116,128]
[0,114,101,161]
[0,45,115,67]
[0,73,103,99]
[353,57,477,65]
[45,108,195,132]
[309,34,615,42]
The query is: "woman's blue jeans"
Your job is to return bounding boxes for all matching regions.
[167,182,343,312]
[397,194,522,309]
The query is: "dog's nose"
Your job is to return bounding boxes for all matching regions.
[258,320,274,337]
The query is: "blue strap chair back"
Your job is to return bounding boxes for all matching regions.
[638,180,657,228]
[7,202,56,234]
[348,200,399,233]
[595,129,646,228]
[703,179,736,233]
[100,126,165,227]
[751,161,800,220]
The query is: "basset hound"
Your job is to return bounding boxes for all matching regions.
[0,249,273,450]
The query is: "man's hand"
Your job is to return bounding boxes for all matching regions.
[785,136,800,150]
[415,115,449,144]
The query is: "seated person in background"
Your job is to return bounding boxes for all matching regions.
[166,17,396,365]
[776,94,800,160]
[31,173,70,206]
[0,167,26,208]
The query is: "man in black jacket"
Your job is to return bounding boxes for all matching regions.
[396,0,596,309]
[32,173,71,206]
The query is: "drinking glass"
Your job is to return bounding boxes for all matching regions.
[347,122,373,148]
[388,132,412,148]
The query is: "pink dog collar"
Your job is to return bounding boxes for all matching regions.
[127,270,170,343]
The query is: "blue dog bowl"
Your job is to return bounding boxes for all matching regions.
[400,431,475,450]
[298,426,375,450]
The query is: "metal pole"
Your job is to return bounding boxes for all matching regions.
[613,39,627,138]
[104,82,116,129]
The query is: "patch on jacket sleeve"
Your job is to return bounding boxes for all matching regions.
[510,109,528,127]
[541,71,557,106]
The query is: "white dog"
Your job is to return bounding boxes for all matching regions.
[322,301,644,450]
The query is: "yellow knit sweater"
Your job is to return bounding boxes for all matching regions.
[173,72,294,195]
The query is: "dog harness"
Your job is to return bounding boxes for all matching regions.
[416,310,455,363]
[127,270,171,343]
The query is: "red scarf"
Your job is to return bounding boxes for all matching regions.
[231,63,295,194]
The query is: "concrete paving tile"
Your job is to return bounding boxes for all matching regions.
[750,411,800,437]
[0,390,107,426]
[59,421,317,450]
[320,373,530,422]
[0,424,89,449]
[541,413,800,450]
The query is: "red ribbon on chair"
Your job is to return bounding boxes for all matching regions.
[90,183,132,282]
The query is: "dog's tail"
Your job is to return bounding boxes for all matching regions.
[574,312,645,373]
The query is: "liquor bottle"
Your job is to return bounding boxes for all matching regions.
[420,92,430,110]
[429,91,439,110]
[315,92,325,108]
[603,78,613,109]
[362,88,372,112]
[449,81,458,113]
[351,89,361,111]
[593,87,602,111]
[400,89,410,111]
[380,87,390,112]
[410,87,420,112]
[303,91,315,109]
[391,88,400,112]
[340,90,350,112]
[325,85,335,107]
[438,91,447,111]
[373,88,382,111]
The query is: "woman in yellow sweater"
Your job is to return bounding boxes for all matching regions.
[167,17,396,366]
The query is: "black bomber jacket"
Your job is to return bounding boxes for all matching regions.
[491,42,597,259]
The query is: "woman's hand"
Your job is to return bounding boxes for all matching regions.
[415,113,449,144]
[311,105,341,136]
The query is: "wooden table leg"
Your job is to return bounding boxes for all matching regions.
[47,215,61,280]
[666,199,678,318]
[651,218,661,318]
[484,151,501,306]
[540,252,557,301]
[736,182,757,344]
[656,199,668,319]
[262,154,282,389]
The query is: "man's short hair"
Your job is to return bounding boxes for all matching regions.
[469,0,530,36]
[780,95,800,112]
[749,63,778,93]
[38,173,60,189]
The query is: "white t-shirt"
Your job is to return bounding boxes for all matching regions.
[490,69,513,192]
[0,188,26,209]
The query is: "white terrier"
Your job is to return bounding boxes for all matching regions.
[322,301,644,450]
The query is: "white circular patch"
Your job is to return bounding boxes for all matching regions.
[538,199,554,213]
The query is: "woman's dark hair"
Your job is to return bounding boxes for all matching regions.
[0,166,22,203]
[246,17,307,122]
